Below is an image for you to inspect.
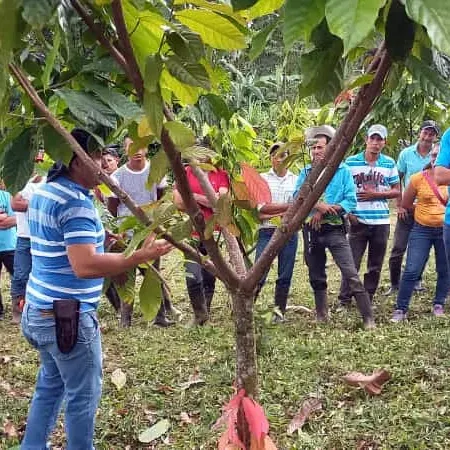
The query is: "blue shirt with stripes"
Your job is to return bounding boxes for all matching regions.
[26,176,105,312]
[345,151,399,225]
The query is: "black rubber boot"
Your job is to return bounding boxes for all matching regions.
[274,286,290,315]
[153,300,176,328]
[120,300,133,328]
[105,283,121,312]
[205,290,214,313]
[354,292,376,329]
[314,290,329,322]
[188,288,209,326]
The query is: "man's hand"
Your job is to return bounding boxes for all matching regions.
[137,234,173,262]
[315,202,339,215]
[397,206,408,221]
[357,188,378,201]
[310,211,323,231]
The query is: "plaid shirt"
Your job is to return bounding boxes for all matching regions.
[259,169,297,228]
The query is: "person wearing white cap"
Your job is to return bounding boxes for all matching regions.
[386,120,440,295]
[339,124,400,304]
[295,125,375,328]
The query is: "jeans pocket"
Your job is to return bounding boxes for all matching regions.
[78,311,99,344]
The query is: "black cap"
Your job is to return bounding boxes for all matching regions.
[102,144,120,158]
[420,120,440,136]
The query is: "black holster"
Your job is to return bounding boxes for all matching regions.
[53,300,80,353]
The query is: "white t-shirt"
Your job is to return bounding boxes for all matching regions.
[17,176,47,238]
[112,162,167,217]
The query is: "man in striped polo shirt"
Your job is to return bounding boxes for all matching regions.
[255,142,298,321]
[339,125,400,304]
[21,129,173,450]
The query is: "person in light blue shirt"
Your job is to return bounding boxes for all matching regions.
[296,125,374,328]
[387,120,440,294]
[0,184,16,320]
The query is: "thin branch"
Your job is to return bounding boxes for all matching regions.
[8,62,218,279]
[244,45,392,291]
[111,0,144,100]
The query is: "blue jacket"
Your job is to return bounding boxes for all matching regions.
[294,163,357,216]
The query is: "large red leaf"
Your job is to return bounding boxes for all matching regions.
[241,397,269,447]
[241,163,272,205]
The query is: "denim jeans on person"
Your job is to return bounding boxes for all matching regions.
[339,222,390,301]
[11,237,31,300]
[396,223,449,312]
[255,228,298,312]
[21,302,102,450]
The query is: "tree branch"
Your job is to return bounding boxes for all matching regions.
[244,45,392,291]
[8,62,218,279]
[111,0,144,100]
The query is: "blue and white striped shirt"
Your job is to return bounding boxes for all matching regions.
[26,176,105,312]
[345,152,399,225]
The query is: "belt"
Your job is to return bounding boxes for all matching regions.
[39,309,55,317]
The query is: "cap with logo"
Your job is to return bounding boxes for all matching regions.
[420,120,440,136]
[367,124,388,139]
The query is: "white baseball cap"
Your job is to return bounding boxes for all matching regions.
[367,124,388,139]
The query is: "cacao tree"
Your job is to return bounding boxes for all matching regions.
[1,0,450,447]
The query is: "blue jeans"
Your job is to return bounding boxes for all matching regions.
[11,237,31,299]
[396,223,449,312]
[21,303,102,450]
[255,228,298,311]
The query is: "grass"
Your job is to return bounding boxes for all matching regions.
[2,223,450,449]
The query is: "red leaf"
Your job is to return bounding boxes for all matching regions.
[241,397,269,445]
[241,164,272,205]
[215,390,245,450]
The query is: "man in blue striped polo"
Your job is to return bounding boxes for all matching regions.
[339,125,400,305]
[20,129,173,450]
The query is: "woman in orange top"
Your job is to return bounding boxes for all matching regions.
[392,145,449,321]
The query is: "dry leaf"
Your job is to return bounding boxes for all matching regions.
[3,419,18,438]
[180,412,192,425]
[1,355,12,364]
[342,369,391,395]
[110,368,126,390]
[138,419,170,443]
[179,370,205,390]
[286,305,313,314]
[287,398,322,435]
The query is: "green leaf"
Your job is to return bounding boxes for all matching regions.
[165,55,211,90]
[346,73,375,89]
[138,419,170,443]
[129,136,152,157]
[118,215,140,233]
[325,0,387,55]
[175,9,246,50]
[405,0,450,55]
[138,268,162,320]
[22,0,59,29]
[244,0,284,19]
[386,0,416,62]
[2,128,36,194]
[405,55,450,103]
[168,217,193,241]
[115,269,136,305]
[56,89,117,128]
[161,69,202,106]
[123,227,150,258]
[81,57,124,74]
[283,0,326,50]
[41,27,61,90]
[82,79,142,120]
[41,125,73,165]
[151,202,177,229]
[231,0,258,10]
[166,29,205,62]
[250,19,279,60]
[144,54,163,93]
[165,121,196,149]
[181,145,216,160]
[143,88,164,138]
[147,149,170,188]
[203,93,232,121]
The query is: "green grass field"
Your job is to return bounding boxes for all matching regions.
[1,223,450,449]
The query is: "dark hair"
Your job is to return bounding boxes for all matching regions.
[314,134,331,144]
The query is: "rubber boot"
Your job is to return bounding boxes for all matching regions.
[274,286,290,315]
[120,300,133,328]
[314,290,329,322]
[163,291,182,320]
[153,300,176,328]
[105,284,121,312]
[11,297,23,324]
[205,290,214,313]
[354,292,376,329]
[188,288,209,326]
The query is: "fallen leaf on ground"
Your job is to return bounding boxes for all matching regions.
[180,412,193,425]
[138,419,170,443]
[2,419,18,438]
[1,355,12,364]
[111,368,126,390]
[287,398,323,434]
[342,369,391,395]
[179,369,205,390]
[286,305,313,314]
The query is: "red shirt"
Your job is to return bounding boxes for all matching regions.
[184,165,230,220]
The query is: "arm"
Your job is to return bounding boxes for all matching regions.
[0,215,16,229]
[401,183,417,211]
[67,234,173,279]
[173,188,186,211]
[337,168,357,214]
[11,193,28,212]
[435,167,450,185]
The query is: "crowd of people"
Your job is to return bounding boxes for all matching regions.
[1,121,450,448]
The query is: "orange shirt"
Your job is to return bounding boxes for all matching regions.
[410,171,448,227]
